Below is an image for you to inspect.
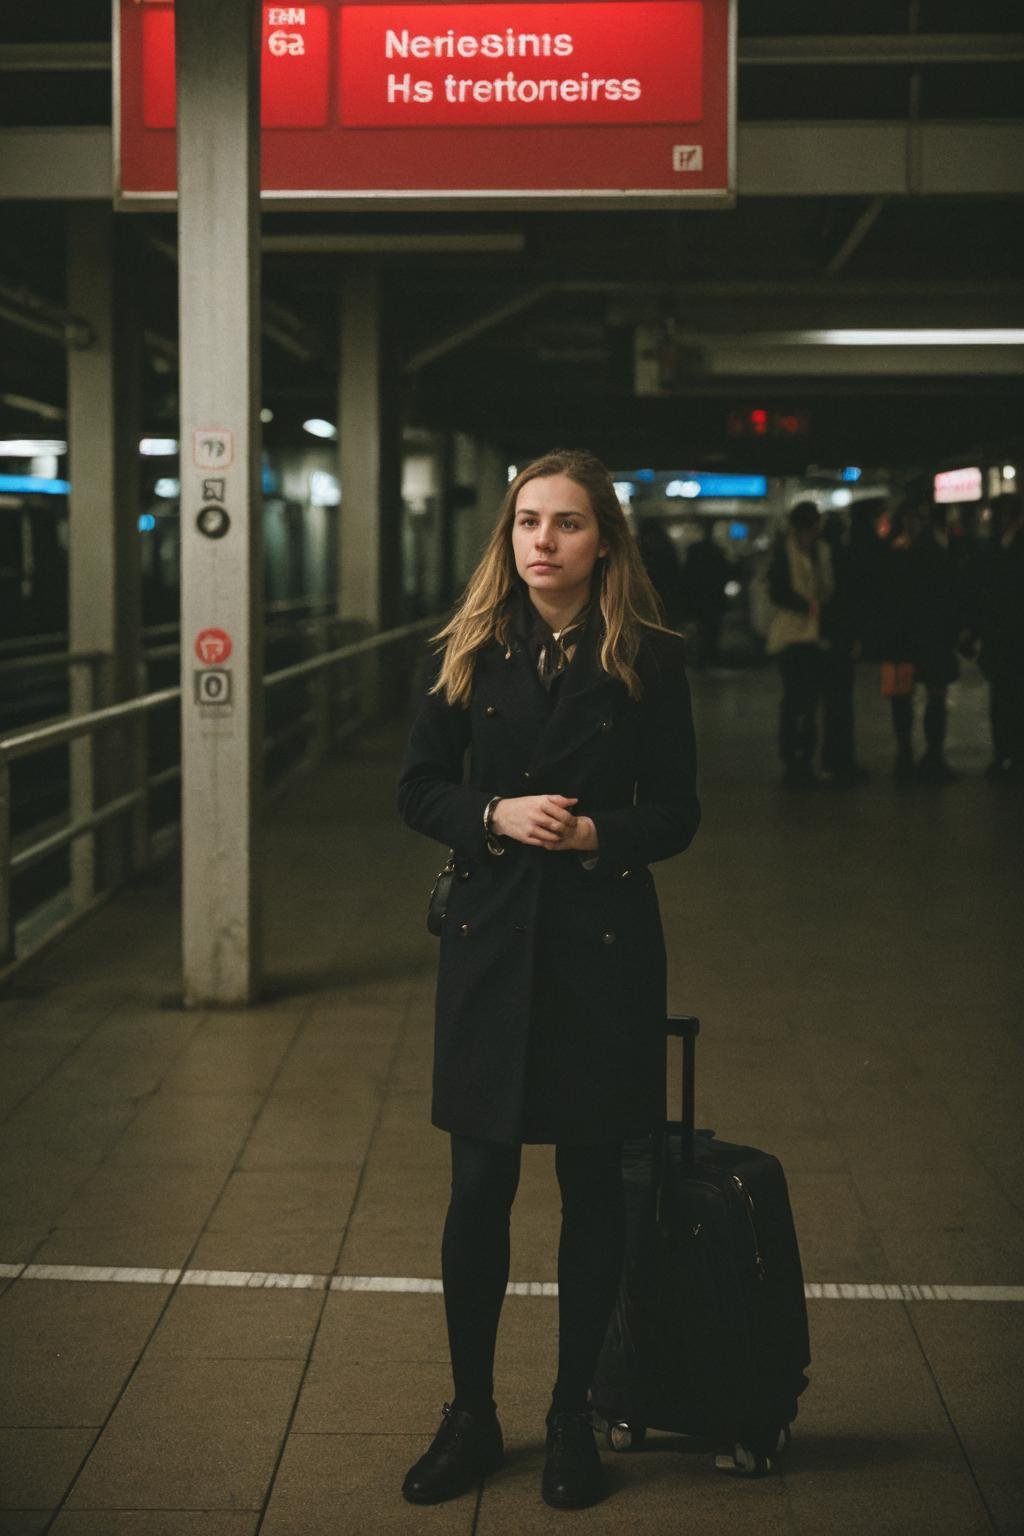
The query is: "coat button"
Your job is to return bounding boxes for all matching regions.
[599,719,612,732]
[522,770,531,781]
[459,922,470,936]
[602,930,616,945]
[484,705,497,716]
[458,869,471,880]
[620,868,631,879]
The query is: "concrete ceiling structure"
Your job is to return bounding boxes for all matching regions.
[1,0,1023,472]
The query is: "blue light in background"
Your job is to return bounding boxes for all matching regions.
[0,474,70,496]
[634,468,656,484]
[841,466,862,482]
[261,464,279,495]
[138,513,157,532]
[728,521,750,541]
[691,473,767,499]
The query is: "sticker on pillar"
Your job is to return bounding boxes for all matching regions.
[202,477,227,502]
[196,505,231,540]
[193,428,234,471]
[194,669,233,709]
[195,628,233,664]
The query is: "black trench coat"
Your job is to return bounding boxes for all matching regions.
[397,619,700,1146]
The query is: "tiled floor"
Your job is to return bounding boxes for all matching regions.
[1,662,1021,1535]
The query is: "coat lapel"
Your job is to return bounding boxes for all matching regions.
[535,633,622,772]
[475,604,624,775]
[476,641,548,762]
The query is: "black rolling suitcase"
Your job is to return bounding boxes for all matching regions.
[590,1015,811,1475]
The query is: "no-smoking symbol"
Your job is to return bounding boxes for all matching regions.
[194,627,233,664]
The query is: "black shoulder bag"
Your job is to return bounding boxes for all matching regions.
[426,854,455,936]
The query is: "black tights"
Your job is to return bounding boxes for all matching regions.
[891,687,948,759]
[441,1133,625,1419]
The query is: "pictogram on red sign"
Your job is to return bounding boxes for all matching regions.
[195,628,234,665]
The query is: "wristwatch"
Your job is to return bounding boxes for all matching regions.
[483,795,505,855]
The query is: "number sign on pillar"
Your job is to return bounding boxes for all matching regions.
[115,0,735,208]
[189,432,237,721]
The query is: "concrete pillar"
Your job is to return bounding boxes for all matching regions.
[452,437,507,586]
[177,0,263,1006]
[66,204,143,899]
[337,264,402,632]
[476,442,508,547]
[436,431,456,607]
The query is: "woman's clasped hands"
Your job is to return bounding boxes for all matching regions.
[490,794,598,852]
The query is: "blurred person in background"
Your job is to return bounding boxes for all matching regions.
[682,520,731,668]
[847,498,890,664]
[977,491,1024,783]
[767,501,834,787]
[908,501,969,784]
[636,515,686,630]
[819,510,871,789]
[878,499,923,783]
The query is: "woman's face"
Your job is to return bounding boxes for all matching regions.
[511,473,608,608]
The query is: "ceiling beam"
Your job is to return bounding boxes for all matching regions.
[403,286,557,374]
[740,33,1024,66]
[0,277,92,348]
[5,124,1024,201]
[825,197,886,276]
[5,34,1024,71]
[262,233,526,255]
[147,234,328,363]
[0,43,111,72]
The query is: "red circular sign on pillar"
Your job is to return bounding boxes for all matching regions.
[194,628,234,664]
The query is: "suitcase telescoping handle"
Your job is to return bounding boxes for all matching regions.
[667,1014,700,1164]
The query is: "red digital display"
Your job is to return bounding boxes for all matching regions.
[117,0,734,208]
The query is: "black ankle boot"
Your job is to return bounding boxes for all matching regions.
[542,1408,606,1509]
[402,1402,504,1504]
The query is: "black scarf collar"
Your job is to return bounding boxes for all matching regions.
[510,583,594,690]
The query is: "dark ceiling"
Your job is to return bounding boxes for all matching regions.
[1,0,1023,472]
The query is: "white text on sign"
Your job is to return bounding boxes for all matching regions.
[269,31,306,56]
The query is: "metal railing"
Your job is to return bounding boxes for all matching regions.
[0,614,441,968]
[0,648,108,680]
[0,598,341,670]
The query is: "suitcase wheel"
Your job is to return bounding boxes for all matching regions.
[715,1442,772,1477]
[715,1425,790,1477]
[608,1421,647,1452]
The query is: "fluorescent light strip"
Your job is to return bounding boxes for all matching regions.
[3,1262,1023,1303]
[798,329,1024,347]
[0,439,68,456]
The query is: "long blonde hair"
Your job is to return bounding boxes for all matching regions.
[431,448,671,706]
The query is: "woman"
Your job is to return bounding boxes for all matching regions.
[907,501,966,783]
[877,499,923,782]
[766,501,834,787]
[397,448,700,1510]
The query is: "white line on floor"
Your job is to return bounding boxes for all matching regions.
[3,1262,1022,1302]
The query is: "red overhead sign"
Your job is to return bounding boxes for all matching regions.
[116,0,735,209]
